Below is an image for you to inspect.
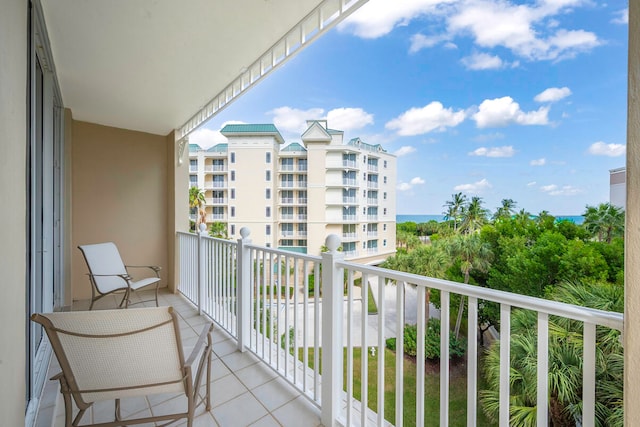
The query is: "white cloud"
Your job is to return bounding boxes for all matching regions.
[472,96,550,128]
[397,176,426,191]
[527,181,537,187]
[461,52,505,70]
[472,132,505,142]
[612,8,629,25]
[468,146,515,157]
[530,158,546,166]
[269,106,324,134]
[394,146,417,157]
[189,121,245,148]
[386,101,466,135]
[326,108,374,131]
[534,87,572,103]
[446,0,600,61]
[453,178,492,193]
[541,184,583,196]
[339,0,453,39]
[587,141,626,157]
[409,34,450,53]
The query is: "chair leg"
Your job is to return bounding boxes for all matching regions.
[154,283,159,307]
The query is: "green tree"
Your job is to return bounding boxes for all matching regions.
[583,203,625,243]
[443,192,467,233]
[188,186,206,230]
[481,280,623,427]
[460,196,489,234]
[493,198,517,221]
[208,221,228,239]
[444,234,492,338]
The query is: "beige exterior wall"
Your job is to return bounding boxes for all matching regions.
[626,2,639,425]
[71,121,169,300]
[0,1,27,424]
[229,137,278,245]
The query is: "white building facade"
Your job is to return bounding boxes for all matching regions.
[610,167,626,210]
[189,120,397,264]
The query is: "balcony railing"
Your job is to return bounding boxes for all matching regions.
[177,230,623,427]
[367,181,379,189]
[343,179,357,186]
[343,197,357,204]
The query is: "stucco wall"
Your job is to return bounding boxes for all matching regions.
[0,1,27,424]
[626,2,639,425]
[71,121,169,300]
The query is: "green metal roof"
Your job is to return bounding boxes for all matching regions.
[327,128,343,134]
[220,123,284,143]
[347,137,386,153]
[207,143,228,152]
[281,142,307,152]
[188,143,201,152]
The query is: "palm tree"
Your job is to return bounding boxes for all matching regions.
[583,203,624,243]
[445,234,492,338]
[443,192,467,232]
[493,198,517,221]
[460,196,489,234]
[208,221,228,239]
[480,280,623,426]
[188,186,206,230]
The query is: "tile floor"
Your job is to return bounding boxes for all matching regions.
[36,289,324,427]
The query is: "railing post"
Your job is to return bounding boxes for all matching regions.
[321,234,344,427]
[197,223,207,315]
[237,227,252,352]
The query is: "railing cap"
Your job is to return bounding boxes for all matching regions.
[325,234,341,252]
[240,227,251,239]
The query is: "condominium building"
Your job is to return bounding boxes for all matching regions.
[609,166,626,210]
[189,120,397,264]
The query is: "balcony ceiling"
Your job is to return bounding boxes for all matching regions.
[40,0,336,136]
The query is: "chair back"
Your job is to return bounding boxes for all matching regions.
[78,242,128,294]
[32,307,186,405]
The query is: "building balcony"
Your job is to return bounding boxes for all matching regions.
[204,181,227,189]
[343,197,357,204]
[296,198,308,205]
[367,181,379,189]
[172,230,623,427]
[36,289,323,427]
[207,213,227,221]
[342,179,357,187]
[343,160,357,169]
[367,197,378,205]
[279,164,295,171]
[205,165,227,172]
[367,163,378,172]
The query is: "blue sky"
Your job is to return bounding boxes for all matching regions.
[192,0,629,216]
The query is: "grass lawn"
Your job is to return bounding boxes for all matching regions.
[300,347,494,426]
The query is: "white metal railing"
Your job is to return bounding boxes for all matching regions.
[367,181,378,189]
[343,197,357,204]
[177,231,624,427]
[281,198,294,204]
[343,179,357,186]
[343,160,357,168]
[281,214,294,220]
[297,198,308,204]
[280,164,294,171]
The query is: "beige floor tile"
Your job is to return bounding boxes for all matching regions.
[219,350,259,372]
[271,396,322,427]
[212,392,268,427]
[250,377,299,412]
[211,372,249,408]
[234,362,278,390]
[249,414,282,427]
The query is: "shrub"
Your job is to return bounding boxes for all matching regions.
[385,319,466,360]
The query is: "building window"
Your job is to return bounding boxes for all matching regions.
[266,170,271,181]
[384,160,387,168]
[266,225,271,235]
[266,207,271,217]
[363,242,366,249]
[383,239,387,247]
[266,152,271,163]
[266,243,271,248]
[383,224,387,231]
[383,192,387,200]
[231,225,236,235]
[383,208,387,215]
[230,170,235,181]
[230,152,236,163]
[363,207,366,214]
[383,176,387,184]
[363,224,366,232]
[231,207,236,217]
[231,188,235,199]
[266,188,271,199]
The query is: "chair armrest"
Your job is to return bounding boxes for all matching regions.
[185,322,214,367]
[86,272,132,281]
[125,265,161,277]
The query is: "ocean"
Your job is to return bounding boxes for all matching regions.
[397,214,585,225]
